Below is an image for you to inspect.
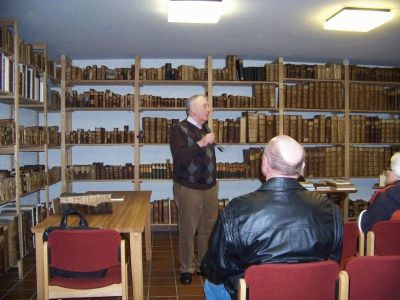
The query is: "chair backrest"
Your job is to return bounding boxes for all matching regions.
[340,221,364,269]
[366,220,400,256]
[47,229,121,273]
[344,255,400,300]
[242,260,339,300]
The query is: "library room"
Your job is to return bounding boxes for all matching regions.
[0,0,399,299]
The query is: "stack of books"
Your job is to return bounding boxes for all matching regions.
[299,181,316,191]
[322,179,357,192]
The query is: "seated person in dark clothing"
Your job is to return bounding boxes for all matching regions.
[201,135,343,300]
[358,152,400,233]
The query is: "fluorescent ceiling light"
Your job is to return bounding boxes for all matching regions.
[168,0,223,24]
[324,7,393,32]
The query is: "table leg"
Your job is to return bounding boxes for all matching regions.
[145,205,152,261]
[130,232,143,300]
[35,233,44,300]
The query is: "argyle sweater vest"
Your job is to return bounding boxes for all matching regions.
[170,120,217,190]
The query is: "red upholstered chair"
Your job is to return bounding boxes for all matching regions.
[238,260,343,300]
[366,220,400,256]
[340,255,400,300]
[43,229,128,300]
[340,221,365,269]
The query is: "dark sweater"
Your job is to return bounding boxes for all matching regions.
[170,120,217,190]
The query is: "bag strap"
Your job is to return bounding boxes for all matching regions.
[59,208,89,228]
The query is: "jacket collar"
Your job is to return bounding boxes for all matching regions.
[258,177,305,191]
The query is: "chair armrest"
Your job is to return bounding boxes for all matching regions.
[366,231,375,256]
[238,278,247,300]
[358,231,365,256]
[338,270,349,300]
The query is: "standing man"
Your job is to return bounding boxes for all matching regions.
[201,135,343,300]
[170,94,219,285]
[358,152,400,233]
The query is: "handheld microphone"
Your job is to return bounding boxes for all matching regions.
[203,125,224,152]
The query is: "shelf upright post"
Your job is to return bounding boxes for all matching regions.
[10,18,25,278]
[343,59,350,220]
[60,55,72,193]
[207,55,213,126]
[134,55,141,190]
[33,43,49,216]
[277,57,284,135]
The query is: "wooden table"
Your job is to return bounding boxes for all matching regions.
[315,189,357,220]
[31,191,152,300]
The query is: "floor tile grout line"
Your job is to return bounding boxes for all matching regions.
[170,230,179,299]
[0,262,36,300]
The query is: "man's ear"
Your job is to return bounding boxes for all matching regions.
[261,154,269,176]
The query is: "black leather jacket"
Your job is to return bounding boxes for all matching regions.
[201,177,343,299]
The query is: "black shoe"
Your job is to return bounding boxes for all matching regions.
[180,272,192,284]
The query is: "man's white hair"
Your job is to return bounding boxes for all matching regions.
[390,152,400,177]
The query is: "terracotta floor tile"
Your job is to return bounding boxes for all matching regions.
[149,285,177,297]
[150,277,176,286]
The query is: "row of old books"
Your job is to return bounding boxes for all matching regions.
[218,55,279,81]
[0,214,19,275]
[0,25,14,54]
[66,127,136,144]
[151,199,177,225]
[304,146,344,178]
[64,145,399,183]
[140,64,207,81]
[141,85,276,109]
[151,198,231,225]
[213,113,279,144]
[180,113,345,145]
[66,90,135,108]
[0,26,60,79]
[0,52,14,93]
[141,95,187,108]
[66,163,135,181]
[284,62,343,80]
[349,146,399,177]
[283,82,344,109]
[55,84,400,113]
[349,116,400,143]
[0,202,49,275]
[283,114,345,144]
[0,166,61,203]
[0,121,60,147]
[348,65,400,82]
[140,162,172,180]
[142,117,179,144]
[350,84,400,111]
[65,64,135,81]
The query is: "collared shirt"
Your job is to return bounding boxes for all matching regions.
[187,116,202,129]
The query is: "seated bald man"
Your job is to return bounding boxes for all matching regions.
[201,135,343,300]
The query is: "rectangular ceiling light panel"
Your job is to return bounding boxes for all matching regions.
[168,0,223,23]
[324,7,393,32]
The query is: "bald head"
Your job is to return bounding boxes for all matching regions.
[263,135,305,177]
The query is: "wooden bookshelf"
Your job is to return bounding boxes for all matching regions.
[0,19,61,277]
[56,54,400,227]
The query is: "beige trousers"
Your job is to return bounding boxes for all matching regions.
[173,182,219,273]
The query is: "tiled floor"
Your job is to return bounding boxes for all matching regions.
[0,230,206,299]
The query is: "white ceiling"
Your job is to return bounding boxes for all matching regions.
[1,0,399,66]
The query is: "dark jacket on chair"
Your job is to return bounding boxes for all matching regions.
[359,180,400,233]
[201,177,343,299]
